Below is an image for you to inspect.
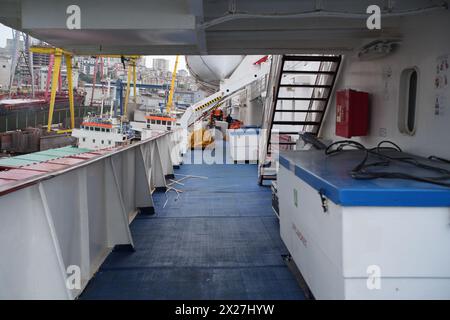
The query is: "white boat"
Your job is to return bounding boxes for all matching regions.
[72,115,135,150]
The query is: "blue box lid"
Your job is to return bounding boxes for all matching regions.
[279,150,450,207]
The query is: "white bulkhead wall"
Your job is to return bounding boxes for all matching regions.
[320,11,450,159]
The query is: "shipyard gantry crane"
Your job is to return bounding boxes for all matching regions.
[30,46,140,132]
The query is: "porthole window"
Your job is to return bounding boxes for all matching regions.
[398,67,418,135]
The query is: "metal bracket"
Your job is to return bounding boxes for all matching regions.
[318,189,328,213]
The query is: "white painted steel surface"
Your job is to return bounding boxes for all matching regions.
[3,1,444,55]
[71,128,128,150]
[278,164,450,299]
[0,131,179,299]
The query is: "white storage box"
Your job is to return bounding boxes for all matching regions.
[278,150,450,299]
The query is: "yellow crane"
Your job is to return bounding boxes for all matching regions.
[166,55,180,114]
[123,56,138,117]
[30,47,75,133]
[30,46,140,132]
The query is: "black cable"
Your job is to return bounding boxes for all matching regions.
[428,155,450,164]
[374,140,403,152]
[325,140,450,188]
[351,171,450,188]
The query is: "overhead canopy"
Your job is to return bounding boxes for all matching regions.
[0,0,447,55]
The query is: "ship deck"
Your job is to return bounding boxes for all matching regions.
[80,149,305,300]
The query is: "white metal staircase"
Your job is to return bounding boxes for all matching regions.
[258,54,342,185]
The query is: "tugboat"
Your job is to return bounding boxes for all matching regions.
[72,114,135,150]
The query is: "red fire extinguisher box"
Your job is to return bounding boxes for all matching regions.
[335,89,369,138]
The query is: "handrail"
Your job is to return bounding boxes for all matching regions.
[0,130,174,196]
[258,55,284,178]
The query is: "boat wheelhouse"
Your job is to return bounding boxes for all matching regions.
[72,116,135,150]
[145,115,177,131]
[138,114,179,140]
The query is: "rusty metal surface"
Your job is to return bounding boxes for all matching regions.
[40,133,76,151]
[0,179,13,187]
[21,162,68,172]
[0,168,45,181]
[48,157,88,166]
[0,133,12,151]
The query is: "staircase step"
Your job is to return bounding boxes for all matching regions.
[282,70,336,75]
[272,131,316,135]
[283,55,341,62]
[274,109,324,113]
[270,141,297,145]
[261,175,277,181]
[273,131,301,135]
[272,121,321,126]
[279,84,332,88]
[277,97,328,101]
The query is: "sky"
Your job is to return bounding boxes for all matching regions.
[1,23,188,72]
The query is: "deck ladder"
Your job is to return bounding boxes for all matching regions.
[258,54,342,185]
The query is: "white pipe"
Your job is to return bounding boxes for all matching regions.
[25,34,35,98]
[199,5,448,29]
[107,78,113,115]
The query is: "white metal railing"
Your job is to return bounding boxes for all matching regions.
[258,55,283,181]
[0,130,181,299]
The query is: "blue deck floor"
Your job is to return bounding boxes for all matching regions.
[80,153,305,300]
